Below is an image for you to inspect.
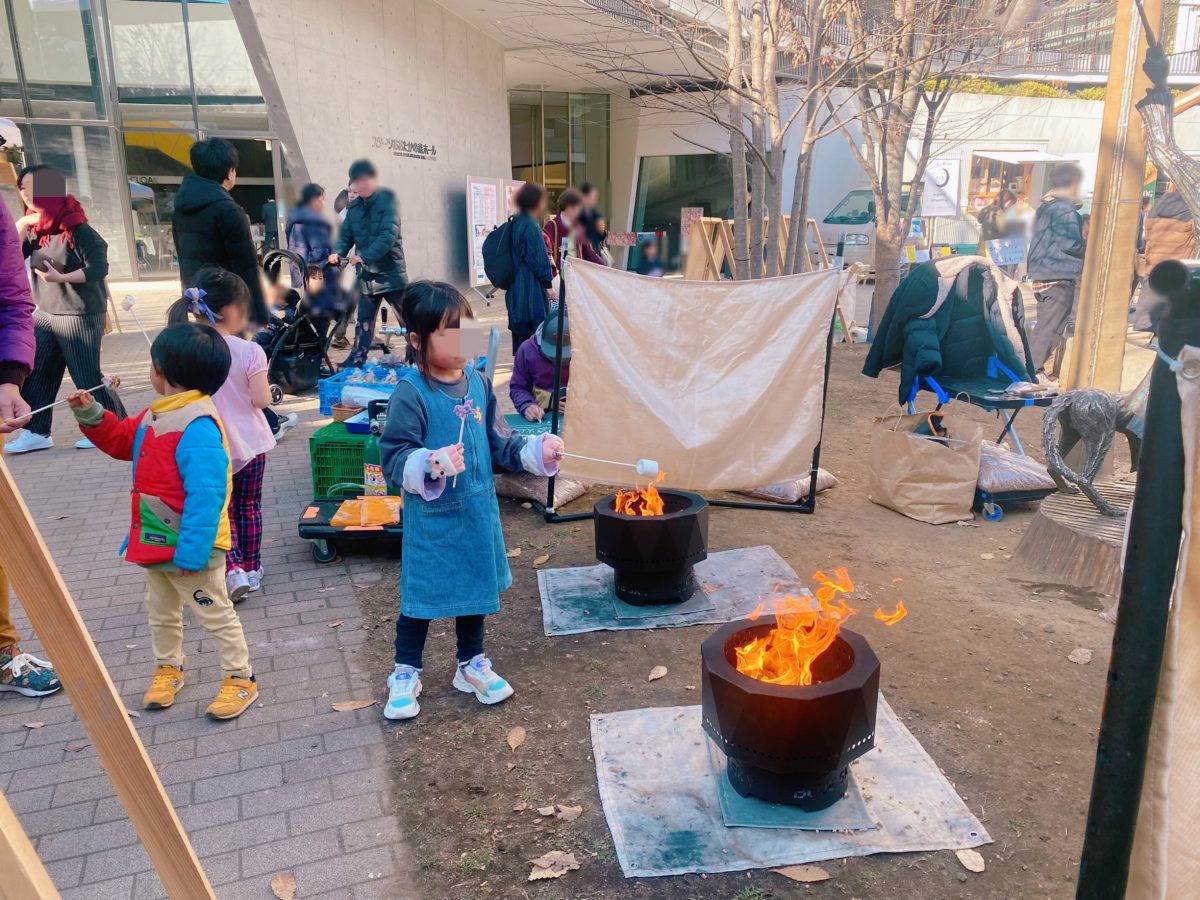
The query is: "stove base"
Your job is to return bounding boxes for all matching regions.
[613,566,698,606]
[725,758,850,811]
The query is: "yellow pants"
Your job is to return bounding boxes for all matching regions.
[145,566,251,677]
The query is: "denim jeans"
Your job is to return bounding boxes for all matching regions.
[393,614,485,669]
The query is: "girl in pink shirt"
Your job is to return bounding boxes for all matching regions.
[169,268,275,602]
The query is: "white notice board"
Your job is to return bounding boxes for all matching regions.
[468,177,502,286]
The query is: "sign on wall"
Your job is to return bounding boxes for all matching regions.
[680,207,705,250]
[468,178,501,286]
[920,156,961,218]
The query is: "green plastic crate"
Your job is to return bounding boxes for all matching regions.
[309,422,369,497]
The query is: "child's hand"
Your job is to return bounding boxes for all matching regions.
[66,390,96,410]
[522,405,544,422]
[429,443,466,479]
[542,435,564,467]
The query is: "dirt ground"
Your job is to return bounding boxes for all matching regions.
[355,343,1119,900]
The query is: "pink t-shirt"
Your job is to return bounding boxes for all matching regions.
[213,335,276,471]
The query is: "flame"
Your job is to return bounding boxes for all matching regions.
[734,568,907,686]
[874,601,907,625]
[614,471,666,516]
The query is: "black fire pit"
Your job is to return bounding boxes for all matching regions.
[594,490,708,605]
[701,621,880,810]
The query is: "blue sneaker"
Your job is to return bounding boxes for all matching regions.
[0,645,62,697]
[452,654,514,705]
[384,665,422,720]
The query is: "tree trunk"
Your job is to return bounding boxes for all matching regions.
[871,217,906,332]
[785,135,816,274]
[747,1,766,279]
[723,0,748,280]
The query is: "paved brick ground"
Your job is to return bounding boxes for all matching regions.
[0,283,439,899]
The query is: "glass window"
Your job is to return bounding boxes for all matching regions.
[108,0,195,130]
[124,129,196,275]
[631,154,733,272]
[9,0,103,118]
[21,123,131,278]
[0,9,22,117]
[188,0,268,132]
[823,190,874,225]
[569,93,608,201]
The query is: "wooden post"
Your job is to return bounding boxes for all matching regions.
[1064,0,1163,390]
[0,790,60,899]
[0,458,215,899]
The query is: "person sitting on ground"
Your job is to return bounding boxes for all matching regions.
[510,310,570,422]
[67,322,258,721]
[543,188,606,277]
[1026,162,1086,380]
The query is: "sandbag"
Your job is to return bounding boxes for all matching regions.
[869,412,982,524]
[494,472,588,509]
[977,441,1055,493]
[738,468,839,504]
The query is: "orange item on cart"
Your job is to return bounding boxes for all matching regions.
[330,495,402,528]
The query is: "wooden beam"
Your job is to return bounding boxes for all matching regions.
[0,458,215,899]
[0,790,60,899]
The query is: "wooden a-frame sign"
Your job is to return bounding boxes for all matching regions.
[0,457,215,899]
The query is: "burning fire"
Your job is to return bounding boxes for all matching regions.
[734,568,906,687]
[614,471,667,516]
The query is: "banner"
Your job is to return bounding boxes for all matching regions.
[920,157,961,218]
[559,260,844,490]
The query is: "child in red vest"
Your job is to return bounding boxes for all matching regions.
[67,322,256,720]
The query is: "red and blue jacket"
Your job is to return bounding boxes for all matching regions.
[79,391,232,571]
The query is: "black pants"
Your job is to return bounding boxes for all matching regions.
[346,289,405,367]
[24,310,126,436]
[1029,280,1077,372]
[393,613,485,669]
[511,330,533,356]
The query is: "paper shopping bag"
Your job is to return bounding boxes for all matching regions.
[868,413,982,524]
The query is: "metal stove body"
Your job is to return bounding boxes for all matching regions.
[594,490,709,605]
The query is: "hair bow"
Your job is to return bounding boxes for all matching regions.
[184,287,221,324]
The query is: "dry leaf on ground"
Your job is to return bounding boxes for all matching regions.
[537,805,556,816]
[65,741,90,753]
[554,805,583,822]
[648,665,668,682]
[521,502,533,509]
[956,849,986,873]
[270,871,298,900]
[126,709,140,718]
[507,726,527,752]
[327,621,343,628]
[331,699,377,712]
[533,554,550,566]
[528,850,580,881]
[507,547,522,558]
[980,553,995,560]
[23,722,44,729]
[772,864,831,883]
[512,801,528,812]
[1068,648,1093,665]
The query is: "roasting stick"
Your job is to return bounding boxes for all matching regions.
[14,376,121,423]
[553,451,659,478]
[121,295,155,348]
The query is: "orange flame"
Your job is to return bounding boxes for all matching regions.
[614,471,666,516]
[874,601,907,625]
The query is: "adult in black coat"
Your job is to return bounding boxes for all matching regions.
[172,137,268,324]
[330,159,408,367]
[506,182,555,354]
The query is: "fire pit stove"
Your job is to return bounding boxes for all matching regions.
[594,489,708,605]
[700,620,880,810]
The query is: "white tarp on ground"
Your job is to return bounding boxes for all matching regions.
[560,260,845,490]
[1129,345,1200,898]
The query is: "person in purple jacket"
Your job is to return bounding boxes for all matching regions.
[0,193,62,698]
[509,310,570,422]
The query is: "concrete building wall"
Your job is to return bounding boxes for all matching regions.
[234,0,511,287]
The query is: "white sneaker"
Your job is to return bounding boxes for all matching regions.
[246,568,264,592]
[4,432,52,455]
[75,437,96,449]
[272,413,299,441]
[384,665,422,720]
[452,654,514,705]
[225,568,250,604]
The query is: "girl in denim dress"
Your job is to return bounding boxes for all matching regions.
[379,281,564,720]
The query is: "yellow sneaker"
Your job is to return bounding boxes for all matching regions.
[143,665,184,710]
[205,675,258,720]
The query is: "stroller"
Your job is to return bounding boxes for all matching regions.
[260,248,347,401]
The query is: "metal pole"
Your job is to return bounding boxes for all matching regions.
[1076,285,1200,897]
[543,246,569,521]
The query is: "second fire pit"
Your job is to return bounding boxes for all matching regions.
[594,489,709,605]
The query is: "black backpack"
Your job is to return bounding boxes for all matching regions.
[482,216,517,289]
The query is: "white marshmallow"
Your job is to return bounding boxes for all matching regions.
[635,459,659,478]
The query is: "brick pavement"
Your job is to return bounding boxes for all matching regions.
[0,283,459,899]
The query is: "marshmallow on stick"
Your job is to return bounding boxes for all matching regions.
[554,451,658,479]
[17,375,121,421]
[121,295,155,348]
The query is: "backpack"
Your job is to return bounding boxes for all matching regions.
[482,216,517,289]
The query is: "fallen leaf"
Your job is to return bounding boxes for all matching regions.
[957,520,980,527]
[512,802,528,812]
[507,547,522,558]
[1068,648,1093,665]
[331,699,377,712]
[537,806,556,817]
[773,864,831,883]
[126,710,140,718]
[528,850,580,881]
[507,726,527,752]
[23,722,44,729]
[684,685,696,691]
[49,515,68,520]
[270,871,298,900]
[554,804,583,822]
[533,554,550,566]
[891,576,903,584]
[65,741,90,753]
[648,665,668,682]
[956,849,986,873]
[521,502,533,509]
[505,762,516,771]
[980,553,995,560]
[327,621,343,628]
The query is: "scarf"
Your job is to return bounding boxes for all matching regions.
[29,194,88,248]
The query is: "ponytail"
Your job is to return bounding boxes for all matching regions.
[166,267,251,326]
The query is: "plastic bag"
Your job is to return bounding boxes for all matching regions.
[737,468,839,504]
[494,472,588,508]
[331,495,402,527]
[976,441,1055,493]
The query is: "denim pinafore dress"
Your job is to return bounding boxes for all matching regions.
[398,367,512,619]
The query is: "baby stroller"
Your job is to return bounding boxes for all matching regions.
[260,249,345,401]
